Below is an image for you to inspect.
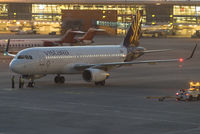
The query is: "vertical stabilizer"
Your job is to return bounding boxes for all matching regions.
[59,29,85,44]
[77,28,105,43]
[80,28,96,41]
[60,29,76,43]
[122,10,143,48]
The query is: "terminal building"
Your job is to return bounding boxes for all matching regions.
[0,0,200,36]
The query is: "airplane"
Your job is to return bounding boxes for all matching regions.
[5,10,197,87]
[0,28,104,53]
[74,28,105,44]
[0,29,84,53]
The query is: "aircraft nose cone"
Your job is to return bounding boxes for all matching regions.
[9,60,21,74]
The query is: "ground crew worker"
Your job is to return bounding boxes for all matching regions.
[21,77,24,88]
[19,76,22,88]
[11,75,15,88]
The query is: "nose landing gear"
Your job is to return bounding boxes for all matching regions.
[54,75,65,84]
[27,80,35,88]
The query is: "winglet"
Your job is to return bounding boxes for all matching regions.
[4,39,15,57]
[186,43,198,60]
[4,38,10,56]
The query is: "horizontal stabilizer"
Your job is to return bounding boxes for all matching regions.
[144,49,171,53]
[89,28,105,32]
[70,31,85,34]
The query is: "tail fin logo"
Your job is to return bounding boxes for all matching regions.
[123,10,142,48]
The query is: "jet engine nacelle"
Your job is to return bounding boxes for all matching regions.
[82,69,110,82]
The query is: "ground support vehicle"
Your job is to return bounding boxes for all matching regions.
[176,82,200,101]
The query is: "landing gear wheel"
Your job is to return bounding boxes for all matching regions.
[54,76,60,83]
[28,81,35,88]
[95,80,105,86]
[54,76,65,84]
[60,76,65,84]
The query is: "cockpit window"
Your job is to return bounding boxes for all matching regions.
[17,55,33,59]
[17,55,23,59]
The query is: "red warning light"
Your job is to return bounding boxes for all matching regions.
[179,58,184,63]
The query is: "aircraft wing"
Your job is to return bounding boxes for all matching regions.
[4,52,16,57]
[74,44,197,71]
[74,58,181,71]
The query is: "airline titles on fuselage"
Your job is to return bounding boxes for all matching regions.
[43,50,70,56]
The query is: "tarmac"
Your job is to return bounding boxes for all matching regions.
[0,35,200,134]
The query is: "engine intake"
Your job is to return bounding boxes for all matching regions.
[82,69,109,82]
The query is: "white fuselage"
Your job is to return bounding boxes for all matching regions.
[10,45,127,75]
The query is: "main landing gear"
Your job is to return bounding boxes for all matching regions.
[95,80,105,86]
[28,80,35,88]
[54,75,65,84]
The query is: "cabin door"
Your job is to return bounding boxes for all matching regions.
[39,53,47,73]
